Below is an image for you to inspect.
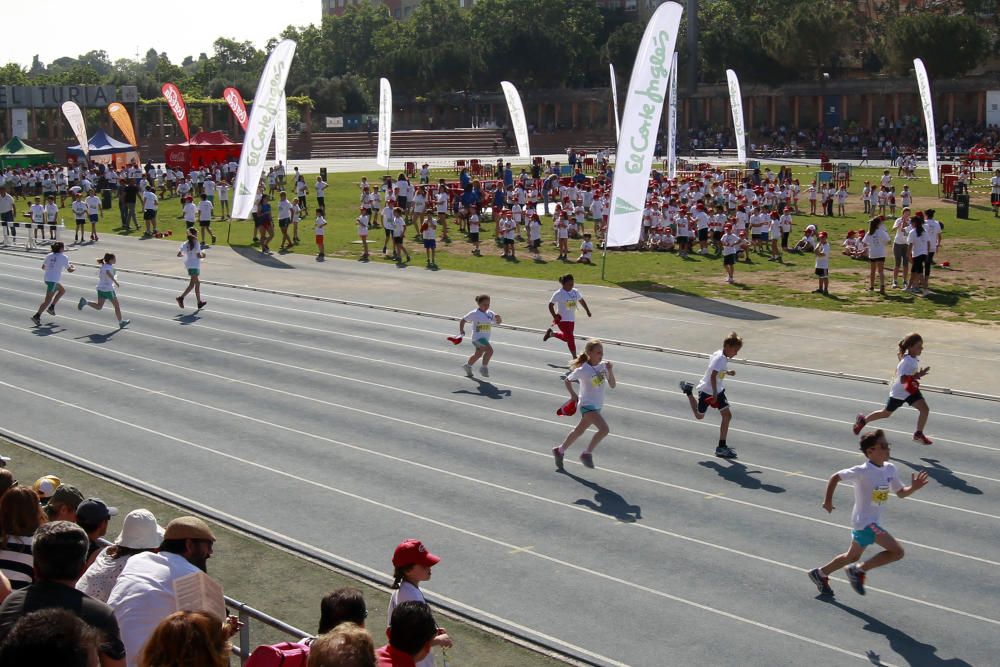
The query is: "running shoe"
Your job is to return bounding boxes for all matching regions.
[808,568,834,596]
[211,234,217,244]
[197,301,207,309]
[78,297,86,310]
[30,314,41,326]
[479,366,490,378]
[715,445,738,459]
[119,319,130,328]
[913,431,933,445]
[580,451,595,469]
[679,381,694,396]
[176,297,184,309]
[46,305,55,316]
[552,446,564,470]
[543,328,553,342]
[846,565,866,595]
[852,414,866,435]
[462,363,474,377]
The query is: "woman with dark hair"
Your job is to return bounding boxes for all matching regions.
[139,611,230,667]
[318,587,368,635]
[0,487,47,590]
[906,213,929,295]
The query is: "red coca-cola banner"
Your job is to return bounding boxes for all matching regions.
[161,83,190,141]
[223,87,249,131]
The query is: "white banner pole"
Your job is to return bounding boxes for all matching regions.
[500,81,531,159]
[377,78,392,169]
[275,93,288,167]
[913,58,938,185]
[667,52,678,179]
[609,63,621,141]
[726,69,747,164]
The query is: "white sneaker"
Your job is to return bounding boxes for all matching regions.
[479,366,490,378]
[462,364,473,377]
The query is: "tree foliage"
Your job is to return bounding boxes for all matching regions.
[885,13,991,78]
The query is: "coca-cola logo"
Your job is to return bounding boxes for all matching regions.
[167,150,186,162]
[225,89,248,125]
[163,85,186,121]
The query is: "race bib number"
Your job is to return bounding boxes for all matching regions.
[871,487,889,504]
[474,323,491,333]
[591,373,605,388]
[565,300,577,310]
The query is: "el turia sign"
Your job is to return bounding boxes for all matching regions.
[0,85,138,108]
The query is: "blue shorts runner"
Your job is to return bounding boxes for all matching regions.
[472,337,490,347]
[580,405,601,414]
[851,522,888,547]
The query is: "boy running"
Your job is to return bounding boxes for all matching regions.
[679,331,742,459]
[459,294,501,378]
[808,429,929,597]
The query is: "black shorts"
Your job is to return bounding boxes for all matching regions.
[885,391,923,412]
[923,252,934,277]
[815,268,829,277]
[698,228,709,241]
[991,193,999,205]
[503,238,514,246]
[911,255,926,274]
[143,209,156,220]
[279,218,291,228]
[393,235,404,244]
[200,220,212,227]
[398,196,408,208]
[723,254,736,266]
[696,390,729,414]
[712,231,722,241]
[868,256,885,263]
[469,232,480,243]
[384,228,393,238]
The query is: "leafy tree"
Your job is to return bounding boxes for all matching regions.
[764,1,855,78]
[0,63,29,85]
[885,13,990,78]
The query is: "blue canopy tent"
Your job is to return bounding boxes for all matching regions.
[66,129,138,168]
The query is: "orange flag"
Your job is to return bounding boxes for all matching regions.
[107,102,139,152]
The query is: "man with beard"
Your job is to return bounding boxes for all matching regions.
[106,517,218,667]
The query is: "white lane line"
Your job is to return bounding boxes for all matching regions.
[0,427,629,667]
[4,294,1000,524]
[3,316,998,568]
[0,382,910,664]
[1,264,989,424]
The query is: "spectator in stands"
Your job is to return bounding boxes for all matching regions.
[0,469,15,498]
[77,509,164,604]
[107,516,218,667]
[319,587,369,634]
[138,610,229,667]
[309,622,376,667]
[32,473,62,502]
[377,602,439,667]
[45,483,85,522]
[0,521,126,667]
[76,498,119,569]
[0,608,101,667]
[0,486,46,590]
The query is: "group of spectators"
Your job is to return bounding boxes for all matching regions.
[0,464,448,667]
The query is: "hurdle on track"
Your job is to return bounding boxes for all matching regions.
[1,222,65,250]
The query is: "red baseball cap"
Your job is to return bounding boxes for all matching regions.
[392,539,441,568]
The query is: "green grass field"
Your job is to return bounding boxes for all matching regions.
[78,163,1000,324]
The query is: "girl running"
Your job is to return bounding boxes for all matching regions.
[77,253,129,328]
[543,274,591,358]
[853,333,933,444]
[387,539,453,667]
[175,229,207,310]
[459,294,501,378]
[807,429,928,597]
[31,242,75,326]
[552,339,616,470]
[679,331,742,459]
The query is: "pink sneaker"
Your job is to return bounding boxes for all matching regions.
[913,431,933,445]
[852,414,866,435]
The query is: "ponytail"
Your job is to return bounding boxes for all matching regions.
[391,565,413,590]
[569,351,589,369]
[570,339,603,369]
[898,332,922,359]
[97,253,115,265]
[186,228,197,251]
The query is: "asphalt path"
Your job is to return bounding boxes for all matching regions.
[0,252,997,667]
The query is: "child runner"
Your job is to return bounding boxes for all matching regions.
[552,338,616,470]
[679,331,742,459]
[814,231,830,295]
[853,332,933,444]
[543,274,591,358]
[85,190,102,242]
[71,192,87,244]
[78,253,129,328]
[175,229,207,310]
[31,242,75,326]
[356,207,370,260]
[387,539,452,667]
[807,429,929,597]
[459,294,501,378]
[314,206,326,258]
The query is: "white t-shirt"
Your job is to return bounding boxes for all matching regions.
[721,232,740,256]
[863,227,890,259]
[107,551,205,667]
[182,202,196,223]
[695,349,728,395]
[85,195,101,215]
[198,200,213,221]
[463,308,497,342]
[421,218,436,240]
[277,199,293,220]
[907,228,929,258]
[142,191,158,211]
[550,288,582,322]
[387,581,434,667]
[890,354,920,400]
[356,214,369,236]
[815,242,830,269]
[567,361,610,410]
[836,460,903,530]
[71,199,87,220]
[42,252,71,283]
[892,217,910,244]
[179,241,203,269]
[315,215,326,236]
[923,218,940,251]
[97,263,116,291]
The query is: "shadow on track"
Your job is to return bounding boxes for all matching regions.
[823,598,973,667]
[559,468,642,523]
[452,378,512,400]
[174,314,202,326]
[698,460,786,493]
[617,280,779,321]
[892,457,982,495]
[31,323,64,337]
[229,245,295,269]
[74,330,123,344]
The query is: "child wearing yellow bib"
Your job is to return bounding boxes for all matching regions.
[459,294,501,378]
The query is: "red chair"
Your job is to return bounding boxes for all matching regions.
[583,157,596,173]
[455,159,466,174]
[470,159,483,177]
[404,162,416,177]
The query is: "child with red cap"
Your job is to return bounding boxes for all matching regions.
[388,539,452,667]
[814,231,831,295]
